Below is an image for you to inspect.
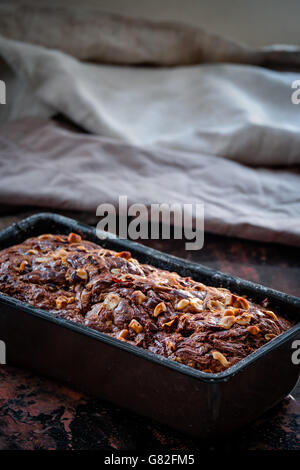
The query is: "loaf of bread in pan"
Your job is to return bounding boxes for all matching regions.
[0,233,292,373]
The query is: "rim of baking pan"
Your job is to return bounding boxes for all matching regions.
[0,292,298,384]
[0,212,299,384]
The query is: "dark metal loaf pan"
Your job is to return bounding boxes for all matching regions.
[0,213,299,438]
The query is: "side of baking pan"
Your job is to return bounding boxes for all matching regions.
[0,212,299,438]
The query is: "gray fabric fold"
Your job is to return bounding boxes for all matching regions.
[0,4,299,246]
[1,2,300,67]
[0,117,299,246]
[1,34,300,166]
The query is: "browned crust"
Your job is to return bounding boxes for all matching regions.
[0,233,293,373]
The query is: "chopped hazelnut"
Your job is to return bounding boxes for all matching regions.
[111,268,121,275]
[55,235,66,243]
[36,257,51,263]
[189,298,204,312]
[129,319,143,333]
[208,299,224,312]
[236,314,252,325]
[153,301,167,317]
[219,315,236,330]
[247,325,260,335]
[265,333,277,341]
[132,290,147,304]
[227,294,249,310]
[27,249,39,255]
[76,245,88,251]
[212,351,229,368]
[238,297,250,310]
[115,251,131,260]
[224,308,240,316]
[38,234,52,240]
[219,315,236,329]
[56,296,68,309]
[61,257,69,267]
[76,268,89,281]
[68,232,82,244]
[163,319,176,327]
[118,329,129,341]
[167,340,176,351]
[19,260,29,272]
[104,293,120,310]
[264,310,278,321]
[194,283,206,291]
[175,299,189,311]
[53,248,68,258]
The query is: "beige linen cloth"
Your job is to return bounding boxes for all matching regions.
[0,3,300,245]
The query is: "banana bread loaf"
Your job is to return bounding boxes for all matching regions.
[0,232,292,373]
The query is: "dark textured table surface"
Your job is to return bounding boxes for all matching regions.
[0,209,299,451]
